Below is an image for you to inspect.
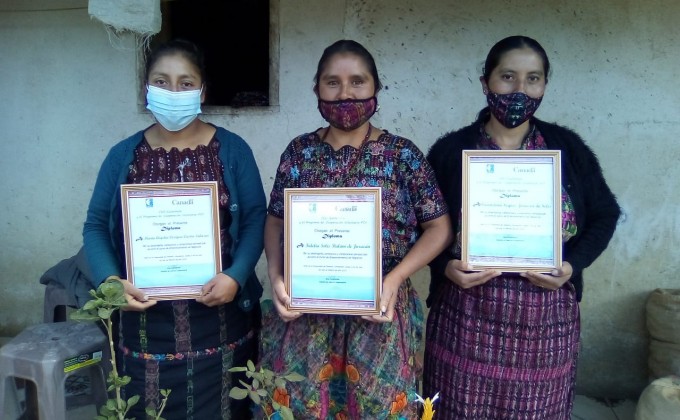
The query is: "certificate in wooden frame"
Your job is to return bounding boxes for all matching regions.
[284,187,382,315]
[462,150,562,272]
[120,181,222,300]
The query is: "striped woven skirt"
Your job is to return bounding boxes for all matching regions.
[423,276,580,419]
[118,300,261,420]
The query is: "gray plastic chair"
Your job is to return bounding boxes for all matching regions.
[0,321,108,420]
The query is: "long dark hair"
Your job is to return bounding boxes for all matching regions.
[313,40,383,94]
[482,35,550,83]
[144,39,206,83]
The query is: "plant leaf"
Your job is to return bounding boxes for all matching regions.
[127,394,140,408]
[247,359,255,371]
[98,307,114,319]
[248,390,261,405]
[284,372,305,382]
[99,405,114,416]
[70,311,100,321]
[100,280,124,298]
[228,366,248,373]
[229,387,249,400]
[82,299,101,310]
[281,406,295,420]
[105,399,117,411]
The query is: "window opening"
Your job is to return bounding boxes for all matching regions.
[148,0,271,108]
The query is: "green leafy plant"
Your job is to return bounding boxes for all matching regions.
[228,360,304,420]
[71,278,171,420]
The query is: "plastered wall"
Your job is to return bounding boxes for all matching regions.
[1,0,678,398]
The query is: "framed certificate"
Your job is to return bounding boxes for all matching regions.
[120,181,222,300]
[462,150,562,272]
[284,187,382,315]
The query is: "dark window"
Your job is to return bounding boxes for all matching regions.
[149,0,271,107]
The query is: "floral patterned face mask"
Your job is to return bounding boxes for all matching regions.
[486,91,542,128]
[317,97,378,131]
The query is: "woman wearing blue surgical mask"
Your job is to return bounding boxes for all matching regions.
[423,35,621,419]
[82,39,266,419]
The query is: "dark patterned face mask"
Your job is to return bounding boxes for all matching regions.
[318,97,378,131]
[486,91,542,128]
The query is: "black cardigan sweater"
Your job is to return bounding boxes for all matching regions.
[426,113,620,305]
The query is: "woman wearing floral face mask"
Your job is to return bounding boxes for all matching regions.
[82,39,266,419]
[423,35,620,418]
[260,40,452,418]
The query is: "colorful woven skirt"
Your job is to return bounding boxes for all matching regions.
[259,280,423,419]
[423,277,580,419]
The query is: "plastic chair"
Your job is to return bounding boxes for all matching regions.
[43,282,75,323]
[0,321,109,420]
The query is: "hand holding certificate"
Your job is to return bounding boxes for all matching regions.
[283,187,382,315]
[461,150,562,272]
[120,182,222,300]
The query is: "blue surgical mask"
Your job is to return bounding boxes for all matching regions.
[146,85,203,131]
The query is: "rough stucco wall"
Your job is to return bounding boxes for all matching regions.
[1,0,678,398]
[0,7,145,333]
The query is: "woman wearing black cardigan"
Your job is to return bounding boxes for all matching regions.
[423,36,620,419]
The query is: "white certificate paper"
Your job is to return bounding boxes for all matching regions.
[284,187,382,315]
[121,182,221,299]
[462,150,562,272]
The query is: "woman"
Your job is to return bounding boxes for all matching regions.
[260,40,452,419]
[423,36,620,419]
[82,39,266,419]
